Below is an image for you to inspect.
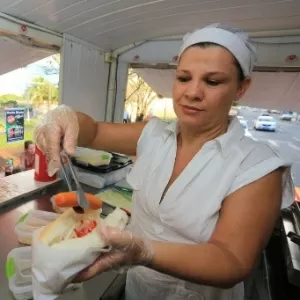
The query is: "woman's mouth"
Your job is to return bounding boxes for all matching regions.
[180,105,203,115]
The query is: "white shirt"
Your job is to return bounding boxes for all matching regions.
[125,117,294,300]
[124,111,129,119]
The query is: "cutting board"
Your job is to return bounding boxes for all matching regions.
[96,188,132,214]
[0,170,61,207]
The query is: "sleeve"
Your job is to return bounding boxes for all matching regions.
[136,117,167,157]
[226,143,294,209]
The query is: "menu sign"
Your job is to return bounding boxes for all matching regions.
[5,108,25,143]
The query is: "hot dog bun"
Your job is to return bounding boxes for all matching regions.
[39,208,104,250]
[39,208,129,250]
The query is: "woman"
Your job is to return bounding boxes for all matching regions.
[35,24,293,300]
[20,140,35,170]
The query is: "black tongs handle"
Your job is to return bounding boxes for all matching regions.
[287,231,300,246]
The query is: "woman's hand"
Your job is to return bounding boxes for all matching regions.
[73,227,154,282]
[34,105,79,176]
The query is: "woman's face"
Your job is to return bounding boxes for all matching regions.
[172,46,250,130]
[26,144,35,155]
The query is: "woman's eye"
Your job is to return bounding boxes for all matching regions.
[206,80,219,86]
[176,76,190,82]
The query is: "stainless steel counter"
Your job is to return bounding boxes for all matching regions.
[0,183,122,300]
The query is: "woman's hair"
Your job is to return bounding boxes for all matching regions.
[24,140,33,150]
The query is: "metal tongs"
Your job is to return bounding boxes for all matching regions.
[60,151,89,214]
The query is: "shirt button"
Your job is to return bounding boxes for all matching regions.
[153,224,164,234]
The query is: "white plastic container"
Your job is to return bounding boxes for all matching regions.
[6,247,32,300]
[15,210,59,245]
[26,210,58,227]
[74,147,113,166]
[6,247,82,300]
[15,223,36,245]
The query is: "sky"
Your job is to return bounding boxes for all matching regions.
[0,56,59,96]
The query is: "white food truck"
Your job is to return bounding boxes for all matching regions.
[1,1,300,300]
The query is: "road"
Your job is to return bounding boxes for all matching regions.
[239,108,300,187]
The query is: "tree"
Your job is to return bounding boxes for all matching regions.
[125,70,158,121]
[25,76,59,107]
[0,94,22,102]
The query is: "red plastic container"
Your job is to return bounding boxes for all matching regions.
[34,146,57,182]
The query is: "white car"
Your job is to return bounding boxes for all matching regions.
[254,116,276,132]
[280,113,293,121]
[237,116,254,138]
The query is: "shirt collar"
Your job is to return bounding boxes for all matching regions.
[215,117,245,157]
[163,117,245,156]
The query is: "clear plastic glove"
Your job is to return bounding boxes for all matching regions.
[34,105,79,176]
[73,226,154,282]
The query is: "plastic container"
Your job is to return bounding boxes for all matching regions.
[74,165,131,189]
[6,247,82,300]
[26,210,58,227]
[15,222,37,245]
[15,210,59,245]
[74,147,112,166]
[6,247,32,300]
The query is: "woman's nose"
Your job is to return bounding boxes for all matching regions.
[185,81,204,101]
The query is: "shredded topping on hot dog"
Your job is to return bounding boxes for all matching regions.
[73,219,97,238]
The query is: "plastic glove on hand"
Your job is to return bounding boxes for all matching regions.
[34,105,79,176]
[73,226,154,282]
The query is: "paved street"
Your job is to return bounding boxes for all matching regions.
[239,108,300,187]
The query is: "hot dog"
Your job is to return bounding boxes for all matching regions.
[54,192,102,210]
[39,208,128,250]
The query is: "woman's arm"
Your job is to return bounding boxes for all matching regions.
[75,169,283,287]
[20,153,26,170]
[75,112,147,156]
[35,106,148,173]
[149,169,282,288]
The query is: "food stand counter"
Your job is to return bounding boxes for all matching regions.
[0,171,124,300]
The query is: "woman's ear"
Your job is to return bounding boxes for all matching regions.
[236,77,252,100]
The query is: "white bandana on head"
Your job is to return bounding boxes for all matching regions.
[179,24,257,77]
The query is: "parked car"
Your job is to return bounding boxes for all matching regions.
[261,113,271,117]
[237,116,254,139]
[280,113,293,121]
[254,116,276,131]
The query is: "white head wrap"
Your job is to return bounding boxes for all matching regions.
[179,23,257,76]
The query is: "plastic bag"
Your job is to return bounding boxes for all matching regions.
[32,208,129,300]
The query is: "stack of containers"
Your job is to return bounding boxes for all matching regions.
[6,247,32,300]
[7,209,79,299]
[6,246,81,300]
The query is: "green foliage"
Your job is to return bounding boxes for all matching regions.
[24,119,39,128]
[125,69,157,120]
[25,76,59,105]
[0,100,19,108]
[0,94,22,102]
